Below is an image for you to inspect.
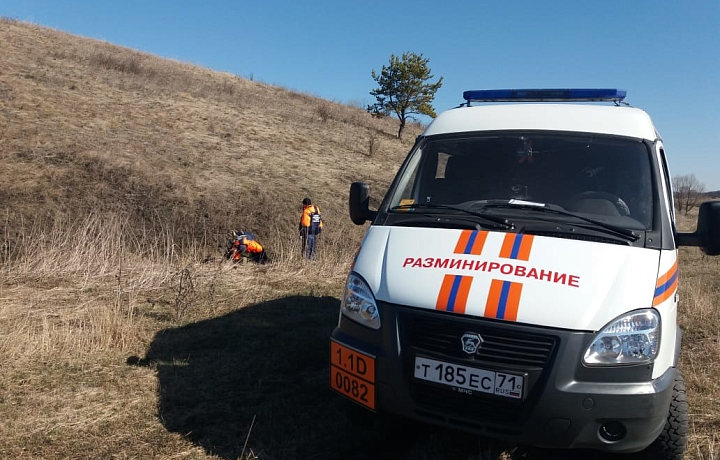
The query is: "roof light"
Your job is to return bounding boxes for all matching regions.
[463,89,627,103]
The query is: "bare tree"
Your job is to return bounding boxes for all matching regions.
[672,174,706,215]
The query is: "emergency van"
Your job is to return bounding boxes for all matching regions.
[330,89,720,458]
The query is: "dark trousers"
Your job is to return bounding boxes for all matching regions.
[301,229,318,260]
[307,233,317,260]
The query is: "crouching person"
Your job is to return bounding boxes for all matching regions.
[225,230,269,264]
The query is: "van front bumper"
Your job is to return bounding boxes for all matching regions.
[330,304,674,453]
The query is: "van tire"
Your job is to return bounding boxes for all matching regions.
[641,371,688,460]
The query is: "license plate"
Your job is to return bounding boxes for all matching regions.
[414,356,524,399]
[330,340,376,410]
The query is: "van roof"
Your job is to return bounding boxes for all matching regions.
[422,104,659,141]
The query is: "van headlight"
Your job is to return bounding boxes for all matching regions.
[341,273,380,330]
[583,309,660,365]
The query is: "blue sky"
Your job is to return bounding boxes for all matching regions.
[2,0,719,189]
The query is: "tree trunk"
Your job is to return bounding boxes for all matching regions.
[397,117,406,140]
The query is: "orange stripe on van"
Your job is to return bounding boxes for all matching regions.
[453,276,473,314]
[436,274,455,311]
[656,260,678,288]
[454,230,473,254]
[652,260,679,306]
[499,233,534,260]
[484,279,504,318]
[499,234,516,259]
[503,282,524,321]
[652,276,678,306]
[469,231,489,255]
[516,235,535,261]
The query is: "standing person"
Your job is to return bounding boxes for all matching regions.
[299,197,323,259]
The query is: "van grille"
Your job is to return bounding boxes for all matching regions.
[400,310,557,367]
[397,307,559,426]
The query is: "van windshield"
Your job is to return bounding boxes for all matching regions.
[386,133,653,230]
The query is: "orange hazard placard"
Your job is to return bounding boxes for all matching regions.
[330,340,376,410]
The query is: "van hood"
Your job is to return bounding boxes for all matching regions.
[354,226,660,331]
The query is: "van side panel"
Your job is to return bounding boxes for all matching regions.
[652,249,680,379]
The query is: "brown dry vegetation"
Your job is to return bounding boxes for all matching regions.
[674,212,720,460]
[0,18,718,460]
[0,17,414,262]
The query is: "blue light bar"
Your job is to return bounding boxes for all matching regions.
[463,89,627,103]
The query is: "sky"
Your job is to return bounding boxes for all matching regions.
[2,0,719,189]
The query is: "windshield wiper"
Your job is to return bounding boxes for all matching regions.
[390,215,500,231]
[478,203,639,241]
[390,203,513,230]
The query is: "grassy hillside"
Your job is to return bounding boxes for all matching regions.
[0,17,419,263]
[1,18,719,460]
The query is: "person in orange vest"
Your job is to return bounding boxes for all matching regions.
[225,231,268,264]
[299,197,323,259]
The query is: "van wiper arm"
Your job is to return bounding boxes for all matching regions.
[390,203,514,230]
[391,215,500,231]
[479,203,639,241]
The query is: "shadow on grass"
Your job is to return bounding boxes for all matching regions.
[131,295,480,460]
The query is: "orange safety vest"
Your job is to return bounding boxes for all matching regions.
[230,238,264,260]
[300,205,323,229]
[244,239,263,253]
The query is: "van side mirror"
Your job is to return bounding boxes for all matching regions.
[349,182,377,225]
[676,201,720,255]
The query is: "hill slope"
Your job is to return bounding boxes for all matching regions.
[0,18,419,258]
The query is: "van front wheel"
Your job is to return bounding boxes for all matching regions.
[641,371,688,460]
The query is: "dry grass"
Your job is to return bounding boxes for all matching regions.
[1,17,719,460]
[674,211,720,460]
[0,17,414,260]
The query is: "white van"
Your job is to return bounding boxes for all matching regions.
[330,89,720,459]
